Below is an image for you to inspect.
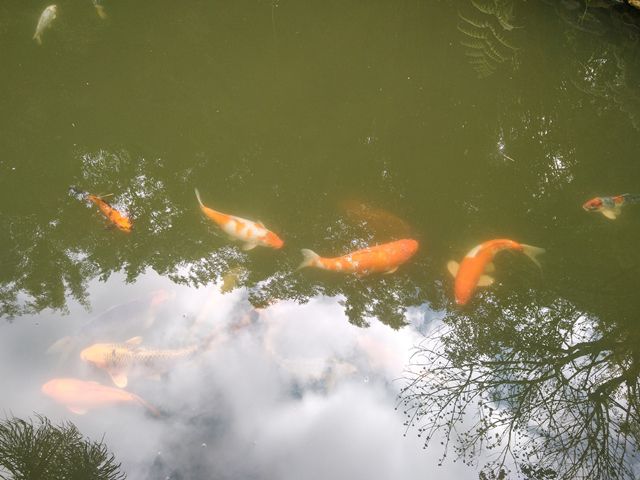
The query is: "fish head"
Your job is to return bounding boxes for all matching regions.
[150,289,174,307]
[80,343,116,369]
[116,218,132,233]
[41,379,58,397]
[582,197,603,212]
[400,239,419,256]
[41,378,82,401]
[264,231,284,249]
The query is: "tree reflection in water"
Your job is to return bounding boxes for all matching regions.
[0,147,437,327]
[400,291,640,479]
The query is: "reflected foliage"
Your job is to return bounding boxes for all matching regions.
[2,0,640,331]
[0,148,436,327]
[0,414,125,480]
[458,0,520,78]
[400,293,640,479]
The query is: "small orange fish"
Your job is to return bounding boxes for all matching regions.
[195,188,283,250]
[41,377,158,416]
[86,194,132,232]
[298,239,419,275]
[447,238,545,305]
[582,194,640,220]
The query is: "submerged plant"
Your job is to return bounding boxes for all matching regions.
[0,414,125,480]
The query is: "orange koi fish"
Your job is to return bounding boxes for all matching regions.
[582,194,640,220]
[86,194,132,232]
[447,239,545,305]
[298,239,418,275]
[41,378,158,416]
[80,336,198,388]
[195,188,284,250]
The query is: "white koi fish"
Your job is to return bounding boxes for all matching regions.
[33,5,58,45]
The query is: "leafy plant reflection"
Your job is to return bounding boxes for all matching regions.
[0,414,125,480]
[0,148,438,327]
[400,291,640,479]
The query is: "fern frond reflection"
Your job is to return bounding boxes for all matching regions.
[458,0,519,78]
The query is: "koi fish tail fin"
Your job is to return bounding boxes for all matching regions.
[621,193,640,204]
[199,332,217,352]
[135,395,161,417]
[68,186,87,199]
[33,34,42,45]
[95,5,108,19]
[298,249,320,270]
[194,188,205,208]
[521,244,545,270]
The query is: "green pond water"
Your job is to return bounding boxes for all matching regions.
[1,1,640,479]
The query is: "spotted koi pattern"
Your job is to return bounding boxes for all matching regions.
[195,188,283,250]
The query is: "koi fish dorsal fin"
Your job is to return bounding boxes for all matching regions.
[298,249,320,270]
[447,261,459,278]
[521,244,545,270]
[256,221,265,228]
[477,275,494,287]
[126,336,143,345]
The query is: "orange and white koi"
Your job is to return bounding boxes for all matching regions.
[80,336,198,388]
[447,238,545,305]
[582,194,640,220]
[41,377,158,415]
[298,239,419,275]
[195,188,284,250]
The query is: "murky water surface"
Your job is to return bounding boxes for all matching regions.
[1,1,640,478]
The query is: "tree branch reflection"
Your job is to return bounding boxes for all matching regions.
[400,295,640,479]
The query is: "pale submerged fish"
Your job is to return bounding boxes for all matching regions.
[46,289,175,361]
[92,0,108,19]
[33,5,58,45]
[42,377,158,415]
[80,336,200,388]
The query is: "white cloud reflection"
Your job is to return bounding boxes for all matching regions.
[0,271,475,480]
